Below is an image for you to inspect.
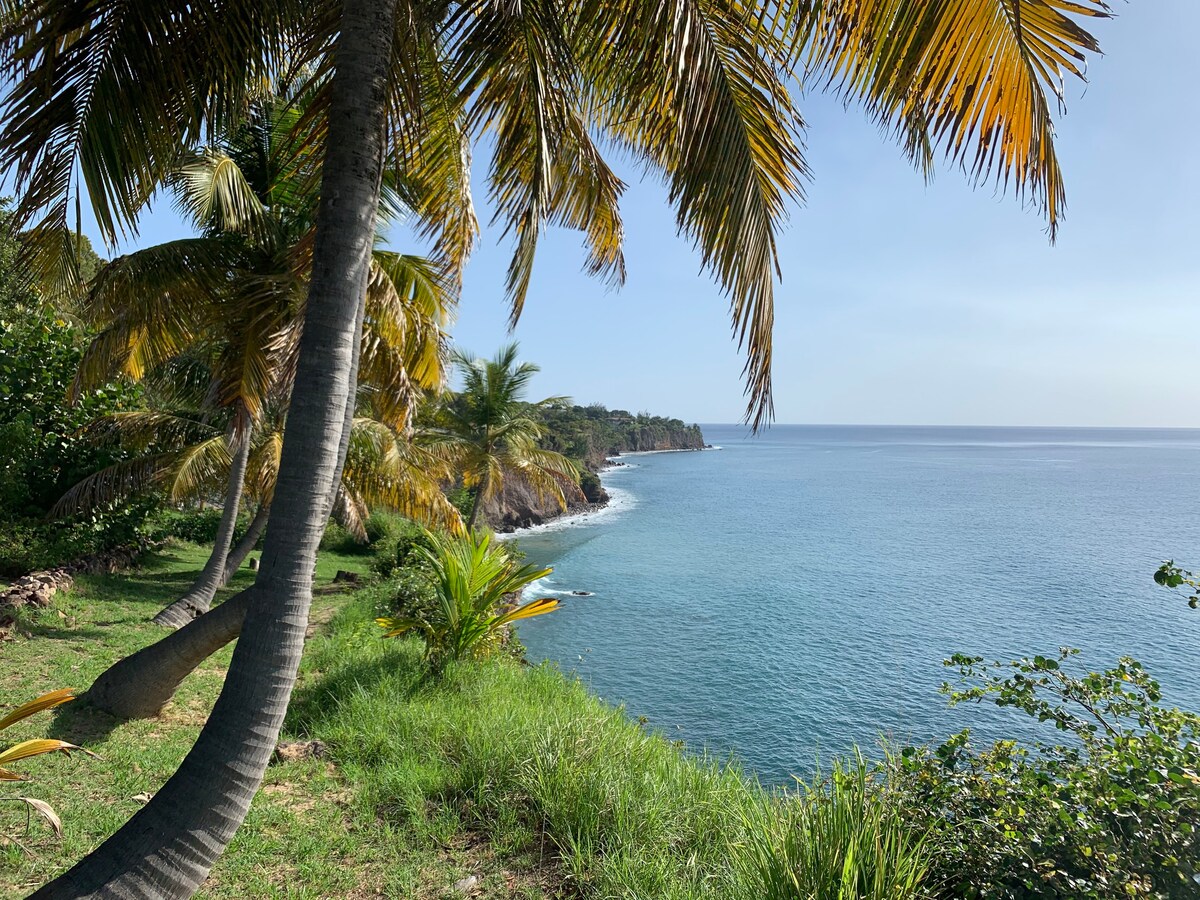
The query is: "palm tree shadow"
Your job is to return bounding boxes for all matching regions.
[287,649,436,737]
[46,698,123,747]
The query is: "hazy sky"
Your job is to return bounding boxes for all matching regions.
[81,2,1200,427]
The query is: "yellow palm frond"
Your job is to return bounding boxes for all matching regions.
[168,435,233,504]
[578,0,808,427]
[797,0,1110,238]
[174,149,269,236]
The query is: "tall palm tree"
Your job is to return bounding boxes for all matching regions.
[432,343,580,530]
[69,88,452,627]
[1,1,1111,895]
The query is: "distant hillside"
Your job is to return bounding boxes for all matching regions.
[536,404,706,470]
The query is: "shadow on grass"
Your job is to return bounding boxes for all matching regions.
[287,647,436,737]
[25,624,108,642]
[47,698,123,746]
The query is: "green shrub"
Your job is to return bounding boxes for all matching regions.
[0,499,157,576]
[893,650,1200,899]
[578,467,606,503]
[376,529,557,667]
[141,507,234,546]
[740,753,929,900]
[369,519,437,578]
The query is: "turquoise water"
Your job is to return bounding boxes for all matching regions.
[513,425,1200,784]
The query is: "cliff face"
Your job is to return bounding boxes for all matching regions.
[482,472,599,532]
[482,415,706,531]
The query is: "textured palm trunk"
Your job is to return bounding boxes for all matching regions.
[86,587,255,719]
[466,471,489,530]
[153,429,252,628]
[30,1,398,894]
[219,502,269,586]
[86,314,367,722]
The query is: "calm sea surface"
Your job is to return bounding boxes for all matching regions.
[514,425,1200,784]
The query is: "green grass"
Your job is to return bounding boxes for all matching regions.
[0,543,929,899]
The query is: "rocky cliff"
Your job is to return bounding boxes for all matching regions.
[483,410,706,531]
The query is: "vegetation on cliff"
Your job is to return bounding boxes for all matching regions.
[537,403,706,470]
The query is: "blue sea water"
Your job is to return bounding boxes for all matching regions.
[513,425,1200,785]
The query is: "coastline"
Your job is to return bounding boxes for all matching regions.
[495,445,714,538]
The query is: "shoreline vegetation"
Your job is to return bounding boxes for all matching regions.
[4,537,1198,898]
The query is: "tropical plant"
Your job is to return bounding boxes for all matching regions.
[1,690,84,845]
[431,343,581,529]
[0,0,1111,895]
[66,87,452,626]
[376,528,558,666]
[893,650,1200,899]
[740,752,929,900]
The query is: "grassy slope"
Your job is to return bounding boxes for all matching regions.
[0,544,766,900]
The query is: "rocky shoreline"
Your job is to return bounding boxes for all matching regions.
[489,445,713,533]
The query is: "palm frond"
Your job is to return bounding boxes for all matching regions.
[795,0,1110,239]
[0,0,309,286]
[579,0,808,427]
[168,434,233,503]
[52,452,181,517]
[71,238,241,394]
[174,149,268,236]
[450,0,583,318]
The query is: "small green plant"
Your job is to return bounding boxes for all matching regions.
[893,649,1200,899]
[1,689,85,845]
[740,752,929,900]
[1154,560,1200,609]
[376,529,558,667]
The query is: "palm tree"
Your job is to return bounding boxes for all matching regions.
[67,88,452,627]
[432,343,581,530]
[1,0,1111,895]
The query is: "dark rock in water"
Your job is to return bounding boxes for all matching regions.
[571,590,594,597]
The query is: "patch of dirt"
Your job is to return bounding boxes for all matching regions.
[420,829,572,900]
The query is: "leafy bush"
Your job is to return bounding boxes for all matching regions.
[376,529,557,667]
[141,507,233,546]
[741,753,929,900]
[0,498,157,577]
[0,313,138,519]
[369,519,437,578]
[892,650,1200,899]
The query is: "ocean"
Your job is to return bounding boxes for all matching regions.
[512,425,1200,785]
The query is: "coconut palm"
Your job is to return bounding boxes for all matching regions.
[68,88,452,626]
[431,343,581,530]
[1,0,1111,895]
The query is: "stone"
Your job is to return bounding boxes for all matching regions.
[453,875,478,894]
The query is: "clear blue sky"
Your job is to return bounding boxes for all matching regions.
[83,2,1200,427]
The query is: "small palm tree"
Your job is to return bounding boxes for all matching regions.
[376,529,558,666]
[431,343,581,530]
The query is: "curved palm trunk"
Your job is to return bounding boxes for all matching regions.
[30,2,398,894]
[83,291,368,723]
[153,430,252,628]
[220,503,269,586]
[87,587,255,719]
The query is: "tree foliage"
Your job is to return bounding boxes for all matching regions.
[893,650,1200,899]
